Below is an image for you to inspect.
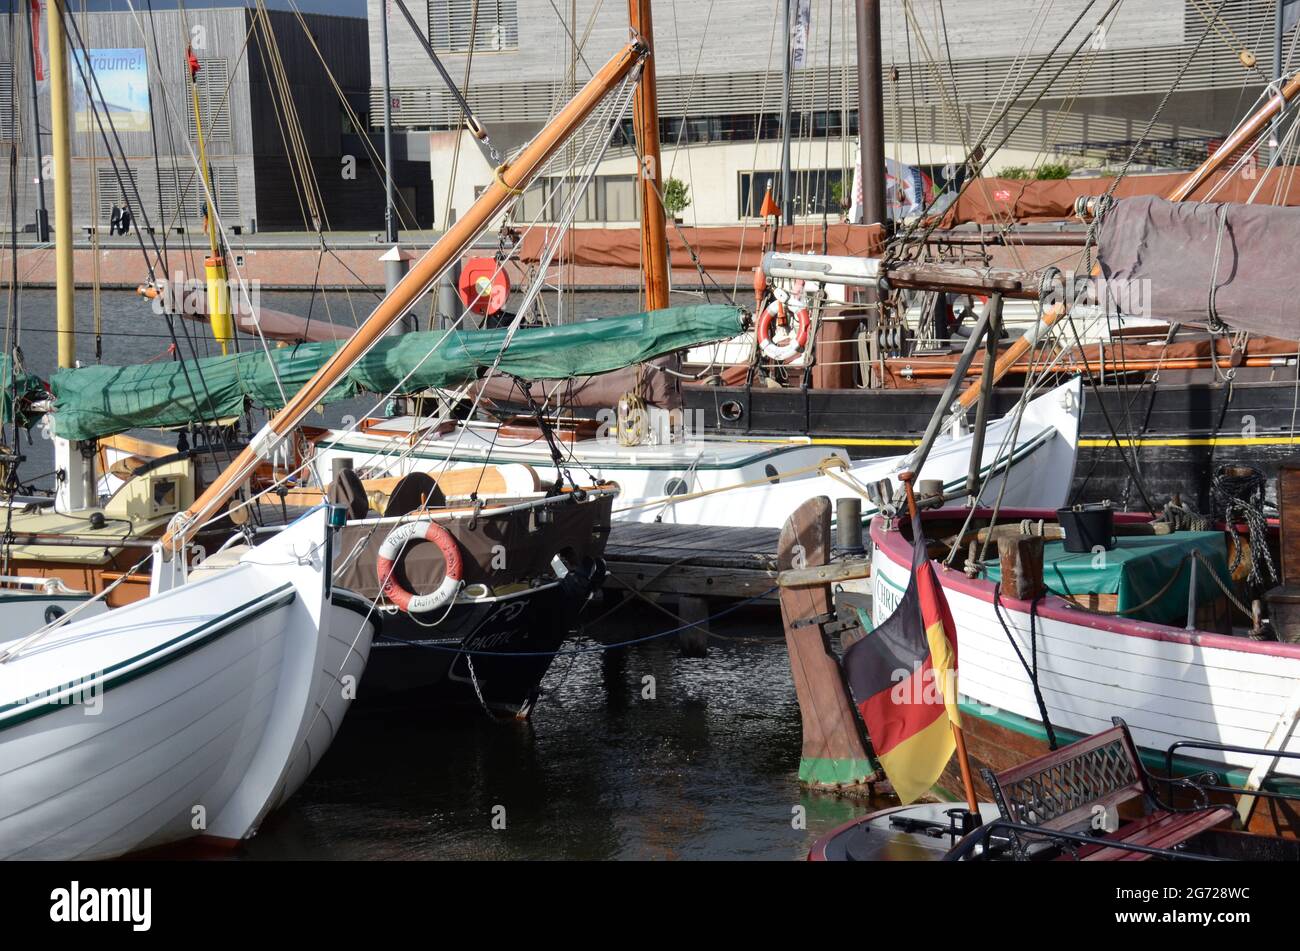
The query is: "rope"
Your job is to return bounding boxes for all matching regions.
[1193,548,1258,623]
[493,164,526,196]
[992,582,1058,750]
[1211,464,1277,589]
[375,584,778,658]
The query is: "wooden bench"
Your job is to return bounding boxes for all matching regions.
[981,718,1233,861]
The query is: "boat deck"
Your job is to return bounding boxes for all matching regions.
[603,522,781,603]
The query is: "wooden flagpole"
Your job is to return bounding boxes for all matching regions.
[898,470,981,815]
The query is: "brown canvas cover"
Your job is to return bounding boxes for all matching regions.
[516,223,884,271]
[471,354,681,410]
[939,169,1300,226]
[1096,195,1300,336]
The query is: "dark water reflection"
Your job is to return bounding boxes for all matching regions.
[242,605,883,860]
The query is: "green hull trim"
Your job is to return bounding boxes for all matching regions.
[959,700,1300,796]
[799,756,877,787]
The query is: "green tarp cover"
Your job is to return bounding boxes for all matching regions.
[983,531,1230,626]
[50,304,744,441]
[2,354,46,429]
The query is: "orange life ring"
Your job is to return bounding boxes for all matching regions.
[457,258,510,316]
[757,293,810,361]
[376,519,464,614]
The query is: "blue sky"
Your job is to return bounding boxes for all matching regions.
[60,0,367,16]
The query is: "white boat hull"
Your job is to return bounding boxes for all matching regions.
[308,378,1081,529]
[870,513,1300,781]
[642,377,1082,527]
[0,508,374,860]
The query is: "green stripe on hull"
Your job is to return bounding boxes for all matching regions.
[799,756,877,787]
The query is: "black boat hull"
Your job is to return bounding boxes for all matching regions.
[355,582,589,718]
[686,375,1300,510]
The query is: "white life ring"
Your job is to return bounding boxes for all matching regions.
[757,291,811,362]
[376,519,464,614]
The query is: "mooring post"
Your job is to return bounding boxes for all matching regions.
[777,496,876,792]
[835,497,866,555]
[677,595,710,657]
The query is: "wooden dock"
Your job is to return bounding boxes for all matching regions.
[602,522,781,603]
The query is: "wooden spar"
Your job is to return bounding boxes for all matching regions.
[775,496,877,790]
[628,0,670,311]
[158,40,647,553]
[899,470,981,816]
[956,302,1062,410]
[47,0,75,369]
[1169,71,1300,202]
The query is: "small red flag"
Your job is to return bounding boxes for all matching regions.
[186,46,201,79]
[30,2,45,83]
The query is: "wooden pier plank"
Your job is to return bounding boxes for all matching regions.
[603,522,781,601]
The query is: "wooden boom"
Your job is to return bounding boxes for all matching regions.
[159,40,647,553]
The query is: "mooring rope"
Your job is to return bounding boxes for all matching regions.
[374,584,778,659]
[1211,464,1277,590]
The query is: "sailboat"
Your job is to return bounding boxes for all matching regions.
[0,13,651,858]
[0,506,372,859]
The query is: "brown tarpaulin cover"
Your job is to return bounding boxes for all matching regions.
[1096,195,1300,337]
[516,223,884,271]
[940,169,1300,226]
[470,354,682,410]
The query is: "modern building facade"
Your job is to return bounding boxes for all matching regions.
[1,5,432,236]
[368,0,1291,226]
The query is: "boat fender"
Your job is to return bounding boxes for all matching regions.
[376,519,464,614]
[757,290,811,361]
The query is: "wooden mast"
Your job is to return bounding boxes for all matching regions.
[47,0,74,370]
[854,0,886,228]
[159,41,647,553]
[628,0,669,311]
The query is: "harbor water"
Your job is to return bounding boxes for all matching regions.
[7,288,884,860]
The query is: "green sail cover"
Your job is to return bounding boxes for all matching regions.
[2,354,46,430]
[51,304,744,441]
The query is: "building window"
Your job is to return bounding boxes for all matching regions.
[156,164,240,225]
[428,0,519,54]
[0,63,16,140]
[625,111,857,149]
[514,174,640,223]
[738,168,848,219]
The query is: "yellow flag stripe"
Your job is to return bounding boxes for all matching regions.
[876,711,956,804]
[925,620,961,728]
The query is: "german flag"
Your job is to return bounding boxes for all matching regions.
[843,513,959,803]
